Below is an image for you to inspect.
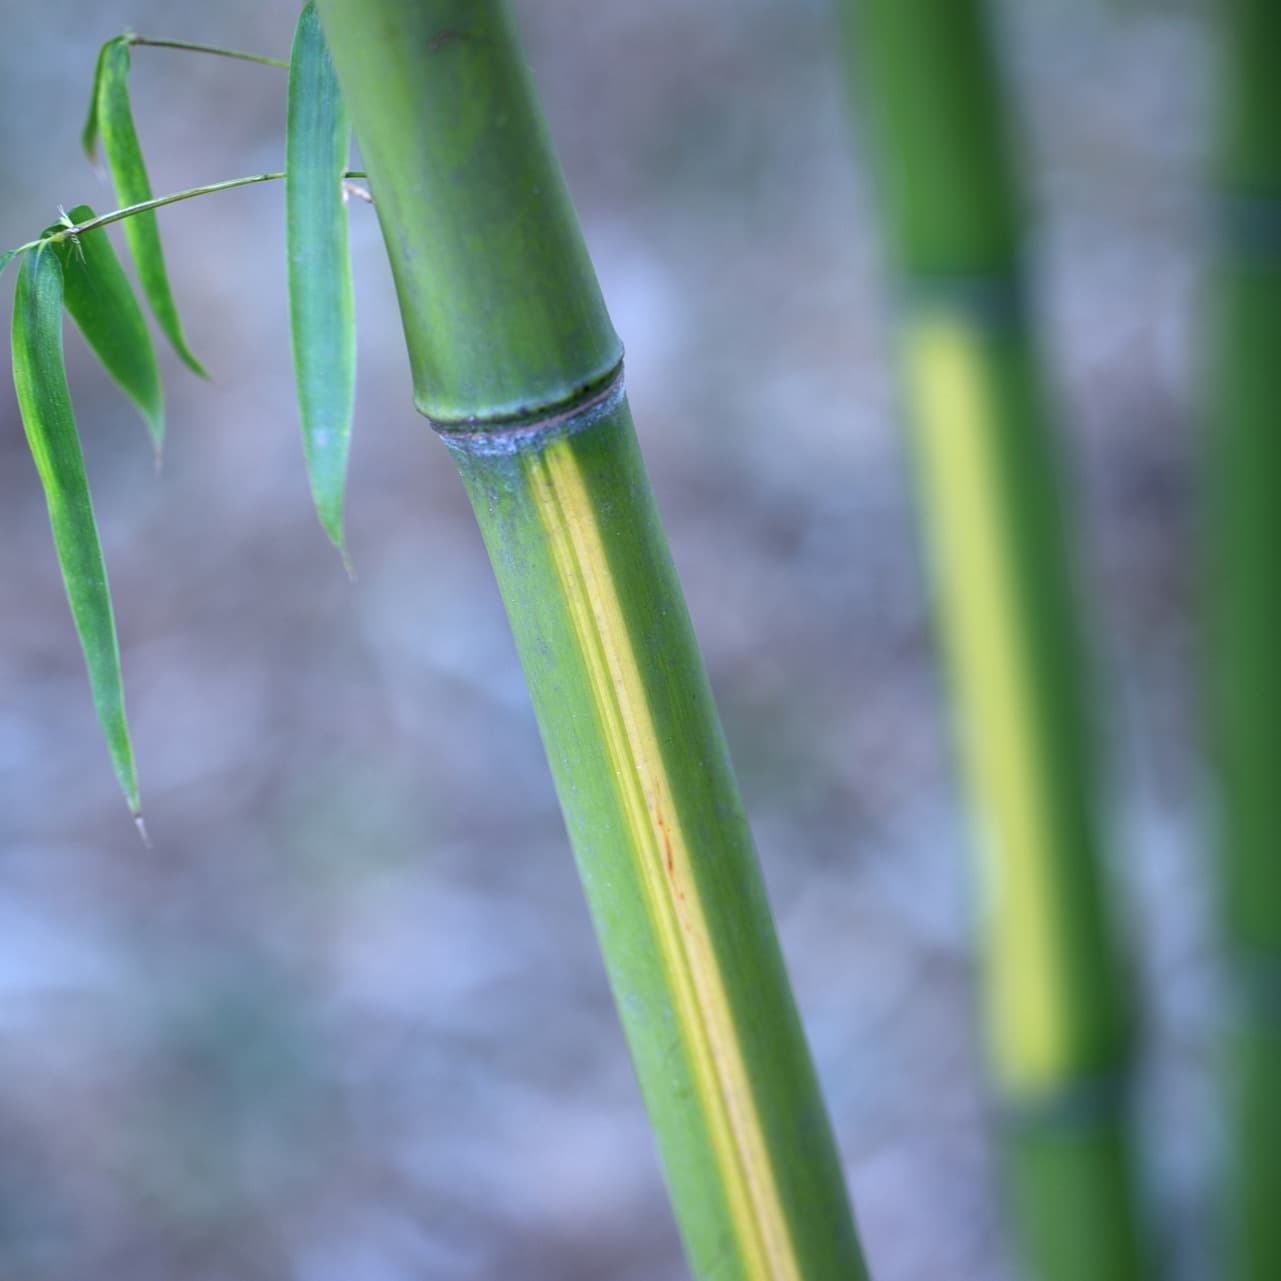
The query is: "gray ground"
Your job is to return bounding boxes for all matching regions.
[0,2,1216,1278]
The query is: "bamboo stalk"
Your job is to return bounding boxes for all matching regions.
[311,3,868,1276]
[838,3,1147,1277]
[1209,4,1281,1277]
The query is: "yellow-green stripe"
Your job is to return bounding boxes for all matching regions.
[526,435,801,1281]
[903,313,1067,1093]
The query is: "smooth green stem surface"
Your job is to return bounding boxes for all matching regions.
[1217,0,1281,193]
[446,394,867,1280]
[1005,1121,1146,1281]
[314,2,866,1274]
[1212,267,1281,957]
[841,3,1146,1278]
[314,0,621,423]
[843,0,1019,275]
[1210,4,1281,1278]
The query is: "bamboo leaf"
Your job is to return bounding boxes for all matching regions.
[81,36,116,160]
[49,206,164,455]
[97,37,207,378]
[10,243,141,817]
[287,2,355,556]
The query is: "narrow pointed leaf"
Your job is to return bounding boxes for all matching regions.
[0,249,15,278]
[11,244,141,815]
[50,206,164,453]
[97,37,207,377]
[81,36,116,160]
[287,2,355,553]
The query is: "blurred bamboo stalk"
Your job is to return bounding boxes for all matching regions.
[837,3,1148,1277]
[311,2,868,1276]
[1209,4,1281,1278]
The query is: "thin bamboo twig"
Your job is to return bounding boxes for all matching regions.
[126,35,289,70]
[4,172,368,264]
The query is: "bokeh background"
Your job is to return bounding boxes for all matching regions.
[0,2,1213,1278]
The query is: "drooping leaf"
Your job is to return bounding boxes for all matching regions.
[287,2,355,558]
[81,36,118,160]
[97,37,207,378]
[49,206,164,454]
[10,243,141,816]
[0,249,15,279]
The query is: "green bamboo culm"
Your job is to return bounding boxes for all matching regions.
[837,4,1147,1279]
[1209,4,1281,1278]
[311,3,867,1277]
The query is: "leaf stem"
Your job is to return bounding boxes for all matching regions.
[70,169,370,235]
[3,170,370,263]
[126,35,289,70]
[66,172,286,236]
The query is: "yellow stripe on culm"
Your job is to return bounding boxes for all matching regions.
[904,315,1066,1094]
[525,435,800,1281]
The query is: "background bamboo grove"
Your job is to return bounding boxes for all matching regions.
[840,3,1145,1278]
[0,2,1237,1280]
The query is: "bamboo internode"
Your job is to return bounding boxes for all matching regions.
[840,2,1148,1277]
[314,2,869,1275]
[1210,4,1281,1278]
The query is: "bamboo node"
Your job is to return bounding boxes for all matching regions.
[433,365,626,457]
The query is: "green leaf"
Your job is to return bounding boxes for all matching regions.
[49,206,164,455]
[97,37,207,378]
[0,249,15,279]
[81,36,117,160]
[287,2,356,557]
[10,243,141,817]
